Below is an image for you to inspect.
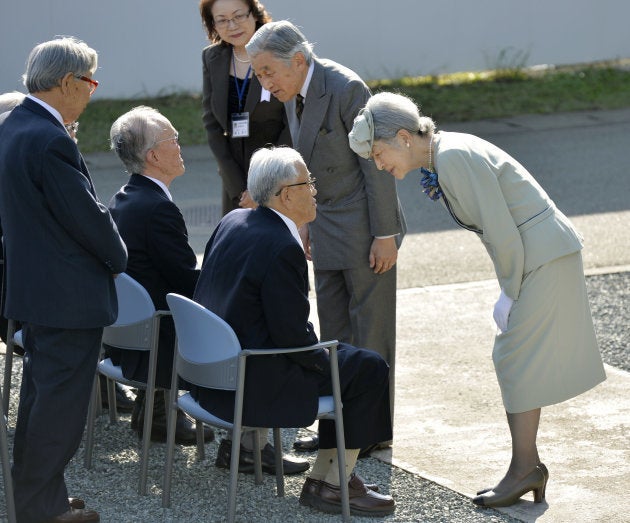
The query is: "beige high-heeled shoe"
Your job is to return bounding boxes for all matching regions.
[476,462,549,496]
[473,466,546,507]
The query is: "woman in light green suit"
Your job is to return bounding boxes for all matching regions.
[348,92,606,509]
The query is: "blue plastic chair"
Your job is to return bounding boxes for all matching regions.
[84,273,173,495]
[161,293,350,522]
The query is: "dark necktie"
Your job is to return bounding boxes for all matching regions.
[295,94,304,122]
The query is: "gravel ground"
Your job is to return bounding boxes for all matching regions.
[0,271,626,522]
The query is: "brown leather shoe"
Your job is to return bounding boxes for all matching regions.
[68,498,85,509]
[46,508,100,522]
[300,473,379,506]
[309,474,395,516]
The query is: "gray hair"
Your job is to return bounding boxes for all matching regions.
[23,36,98,93]
[110,106,172,174]
[248,146,305,205]
[367,92,436,143]
[0,91,25,113]
[246,20,315,66]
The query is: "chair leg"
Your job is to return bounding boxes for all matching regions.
[84,374,99,469]
[138,388,155,495]
[227,426,242,523]
[272,427,284,496]
[161,391,179,508]
[252,430,263,486]
[106,378,117,424]
[0,390,17,523]
[195,419,205,461]
[2,320,16,417]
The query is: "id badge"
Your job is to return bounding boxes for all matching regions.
[231,112,250,138]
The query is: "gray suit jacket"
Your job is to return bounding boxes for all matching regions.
[287,58,406,270]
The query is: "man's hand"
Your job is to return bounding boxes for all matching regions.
[369,237,398,274]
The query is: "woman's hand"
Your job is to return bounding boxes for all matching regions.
[493,289,514,333]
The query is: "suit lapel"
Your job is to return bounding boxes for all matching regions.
[22,98,98,196]
[210,47,231,131]
[244,75,262,113]
[296,60,330,165]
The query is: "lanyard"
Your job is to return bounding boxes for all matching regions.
[232,53,251,112]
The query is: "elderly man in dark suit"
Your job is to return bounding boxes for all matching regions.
[107,106,214,445]
[193,146,395,517]
[246,21,405,453]
[0,37,128,523]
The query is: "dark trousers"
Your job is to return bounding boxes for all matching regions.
[316,343,392,450]
[12,324,102,523]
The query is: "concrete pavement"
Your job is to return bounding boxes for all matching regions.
[84,108,630,522]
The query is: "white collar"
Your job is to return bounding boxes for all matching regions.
[140,174,173,201]
[299,62,315,99]
[268,208,304,251]
[26,94,64,127]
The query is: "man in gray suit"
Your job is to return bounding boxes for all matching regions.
[246,21,405,451]
[0,37,127,523]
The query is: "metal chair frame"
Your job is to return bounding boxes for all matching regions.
[83,273,171,496]
[161,293,350,522]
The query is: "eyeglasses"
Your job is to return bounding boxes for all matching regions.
[74,75,99,94]
[274,177,316,196]
[213,10,251,29]
[152,133,180,148]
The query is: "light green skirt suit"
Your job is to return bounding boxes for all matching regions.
[433,131,606,413]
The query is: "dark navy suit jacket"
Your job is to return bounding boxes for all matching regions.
[0,98,127,328]
[193,207,330,427]
[108,174,199,387]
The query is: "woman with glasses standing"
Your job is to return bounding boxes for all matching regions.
[199,0,290,215]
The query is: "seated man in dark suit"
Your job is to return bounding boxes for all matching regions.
[193,146,396,517]
[108,106,212,445]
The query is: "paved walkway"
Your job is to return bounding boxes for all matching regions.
[78,108,630,521]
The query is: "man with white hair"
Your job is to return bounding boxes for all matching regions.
[193,146,395,517]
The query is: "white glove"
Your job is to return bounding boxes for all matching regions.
[493,289,514,333]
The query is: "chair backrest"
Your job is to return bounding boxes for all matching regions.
[102,273,156,351]
[166,293,241,391]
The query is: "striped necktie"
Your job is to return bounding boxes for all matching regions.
[295,94,304,122]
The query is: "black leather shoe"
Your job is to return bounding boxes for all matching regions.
[215,438,310,475]
[293,434,319,452]
[45,508,100,522]
[68,498,85,510]
[99,376,135,413]
[132,391,214,445]
[143,410,215,446]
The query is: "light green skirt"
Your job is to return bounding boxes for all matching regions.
[493,251,606,413]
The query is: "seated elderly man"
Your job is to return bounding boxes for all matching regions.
[193,146,396,517]
[107,106,213,444]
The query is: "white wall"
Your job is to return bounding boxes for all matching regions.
[1,0,629,99]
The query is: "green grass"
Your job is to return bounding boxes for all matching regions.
[77,61,630,153]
